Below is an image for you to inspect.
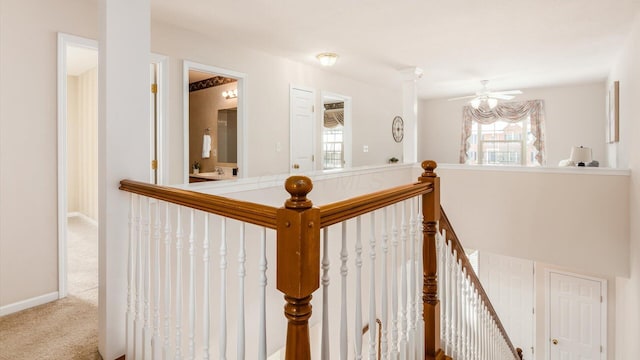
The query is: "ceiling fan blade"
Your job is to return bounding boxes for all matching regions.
[491,90,522,95]
[447,95,478,101]
[490,94,515,100]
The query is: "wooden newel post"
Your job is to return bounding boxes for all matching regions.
[277,176,321,360]
[419,160,444,360]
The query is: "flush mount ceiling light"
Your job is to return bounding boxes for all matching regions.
[316,52,339,67]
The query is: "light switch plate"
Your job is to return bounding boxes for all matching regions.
[363,145,369,153]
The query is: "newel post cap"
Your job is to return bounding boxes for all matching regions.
[421,160,438,178]
[284,176,313,209]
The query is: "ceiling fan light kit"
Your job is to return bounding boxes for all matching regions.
[449,80,522,109]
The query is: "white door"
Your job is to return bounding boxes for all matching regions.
[479,252,534,359]
[290,87,315,173]
[549,272,602,360]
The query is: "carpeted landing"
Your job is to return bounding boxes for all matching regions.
[0,215,100,359]
[0,289,100,360]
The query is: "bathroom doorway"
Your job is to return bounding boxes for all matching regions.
[183,61,247,183]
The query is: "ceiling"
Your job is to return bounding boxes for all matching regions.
[67,45,98,76]
[152,0,640,99]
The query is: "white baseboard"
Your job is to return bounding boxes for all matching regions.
[67,212,98,226]
[0,291,59,317]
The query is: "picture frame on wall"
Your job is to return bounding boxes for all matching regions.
[607,81,619,143]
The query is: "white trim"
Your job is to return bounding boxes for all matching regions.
[0,291,59,316]
[57,33,99,300]
[320,91,353,169]
[67,211,99,227]
[183,61,248,184]
[175,162,417,196]
[437,162,630,176]
[544,269,608,360]
[150,53,168,185]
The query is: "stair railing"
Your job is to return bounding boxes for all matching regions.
[119,160,521,359]
[437,206,523,360]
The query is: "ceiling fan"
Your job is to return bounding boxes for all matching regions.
[448,80,522,109]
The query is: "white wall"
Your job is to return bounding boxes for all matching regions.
[607,13,640,360]
[419,82,608,167]
[67,68,98,221]
[0,0,98,308]
[151,20,403,184]
[436,165,629,278]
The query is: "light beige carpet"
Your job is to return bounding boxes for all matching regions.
[0,216,101,359]
[0,290,100,360]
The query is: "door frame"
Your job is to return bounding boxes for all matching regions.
[150,53,168,185]
[319,91,352,170]
[183,61,248,183]
[544,269,607,360]
[57,33,99,299]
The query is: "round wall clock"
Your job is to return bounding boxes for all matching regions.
[392,116,404,143]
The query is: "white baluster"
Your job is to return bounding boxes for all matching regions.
[202,214,211,360]
[436,229,444,352]
[321,227,330,360]
[381,208,389,360]
[174,207,184,360]
[340,222,349,360]
[390,204,399,360]
[399,202,408,360]
[355,217,363,360]
[153,200,161,359]
[237,222,246,360]
[454,254,462,360]
[188,209,196,360]
[163,203,172,360]
[460,268,466,360]
[408,200,416,360]
[219,218,228,360]
[258,227,268,360]
[415,198,424,359]
[144,199,151,360]
[368,211,377,360]
[126,194,136,359]
[135,196,143,360]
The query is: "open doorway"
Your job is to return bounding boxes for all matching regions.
[57,33,99,302]
[183,61,247,183]
[320,92,352,170]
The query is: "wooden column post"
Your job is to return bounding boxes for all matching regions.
[419,160,444,360]
[277,176,320,360]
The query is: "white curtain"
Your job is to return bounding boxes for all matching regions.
[459,100,546,165]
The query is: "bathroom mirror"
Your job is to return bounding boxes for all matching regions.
[217,108,237,163]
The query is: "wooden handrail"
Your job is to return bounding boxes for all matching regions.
[318,182,433,228]
[438,205,520,359]
[119,179,279,229]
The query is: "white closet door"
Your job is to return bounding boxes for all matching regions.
[290,87,315,173]
[549,272,601,360]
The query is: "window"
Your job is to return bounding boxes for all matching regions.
[468,118,538,166]
[322,126,344,169]
[460,100,546,166]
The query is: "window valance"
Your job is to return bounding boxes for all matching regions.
[460,100,546,165]
[324,109,344,128]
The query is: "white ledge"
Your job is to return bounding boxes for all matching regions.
[436,163,630,176]
[177,162,418,195]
